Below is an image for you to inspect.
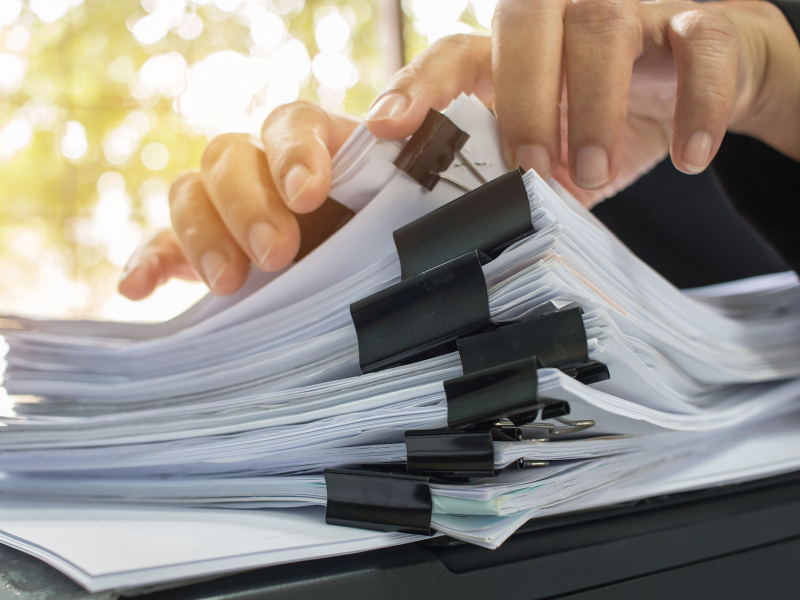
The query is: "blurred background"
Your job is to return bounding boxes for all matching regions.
[0,0,497,322]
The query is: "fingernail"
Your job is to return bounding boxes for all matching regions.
[119,263,143,288]
[682,131,713,174]
[515,145,551,178]
[284,164,312,207]
[120,259,139,281]
[249,222,279,267]
[574,146,610,188]
[365,93,407,123]
[201,250,228,289]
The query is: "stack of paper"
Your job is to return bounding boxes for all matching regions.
[2,94,800,593]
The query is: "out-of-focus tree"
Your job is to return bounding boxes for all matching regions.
[0,0,494,320]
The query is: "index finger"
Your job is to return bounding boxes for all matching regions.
[260,102,358,214]
[364,35,493,140]
[493,0,567,179]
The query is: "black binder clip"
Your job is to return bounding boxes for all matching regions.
[456,307,610,385]
[393,169,536,279]
[324,468,433,535]
[564,361,610,386]
[394,109,485,192]
[294,197,355,261]
[351,250,493,373]
[444,356,547,429]
[405,427,522,478]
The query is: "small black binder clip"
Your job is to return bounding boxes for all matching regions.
[393,169,535,279]
[324,468,433,535]
[456,307,610,384]
[351,250,492,373]
[394,109,470,191]
[520,400,596,436]
[294,197,355,261]
[405,427,522,478]
[444,356,546,429]
[564,361,611,385]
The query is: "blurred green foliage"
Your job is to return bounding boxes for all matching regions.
[0,0,488,317]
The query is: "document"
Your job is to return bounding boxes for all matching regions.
[2,94,800,592]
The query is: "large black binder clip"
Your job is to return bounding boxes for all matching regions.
[393,169,535,279]
[324,468,433,535]
[405,427,522,478]
[394,109,470,191]
[444,356,546,429]
[294,197,355,261]
[456,307,610,385]
[351,250,492,373]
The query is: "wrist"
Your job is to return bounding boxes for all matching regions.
[724,1,800,162]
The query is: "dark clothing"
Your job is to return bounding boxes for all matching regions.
[594,0,800,285]
[713,134,800,274]
[712,0,800,273]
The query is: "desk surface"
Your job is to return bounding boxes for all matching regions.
[5,470,800,600]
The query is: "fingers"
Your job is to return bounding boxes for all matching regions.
[364,34,492,140]
[665,8,740,174]
[168,171,251,295]
[200,133,301,274]
[261,103,358,214]
[118,230,200,301]
[492,0,567,179]
[564,0,642,188]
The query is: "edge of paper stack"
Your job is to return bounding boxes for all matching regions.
[2,95,800,593]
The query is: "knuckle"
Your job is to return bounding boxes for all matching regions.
[385,62,428,94]
[492,0,555,32]
[692,83,733,113]
[262,101,327,139]
[150,229,175,247]
[430,33,476,56]
[168,171,201,210]
[200,132,247,172]
[672,9,738,48]
[178,225,206,251]
[217,187,252,224]
[397,33,484,90]
[566,0,641,40]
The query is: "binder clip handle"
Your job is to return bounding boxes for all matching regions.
[394,109,469,191]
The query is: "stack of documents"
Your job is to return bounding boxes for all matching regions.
[2,94,800,593]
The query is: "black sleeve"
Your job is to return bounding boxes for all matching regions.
[711,0,800,273]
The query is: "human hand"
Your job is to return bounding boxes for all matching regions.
[118,104,358,300]
[121,0,800,299]
[365,0,800,206]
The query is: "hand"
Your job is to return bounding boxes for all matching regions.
[119,104,358,300]
[122,0,800,299]
[365,0,800,206]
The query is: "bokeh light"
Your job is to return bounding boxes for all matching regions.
[250,10,285,50]
[0,118,33,161]
[4,25,31,53]
[0,0,494,321]
[176,12,203,40]
[141,142,169,170]
[61,120,89,161]
[0,1,23,27]
[315,12,350,53]
[135,52,188,98]
[0,53,27,94]
[29,0,72,24]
